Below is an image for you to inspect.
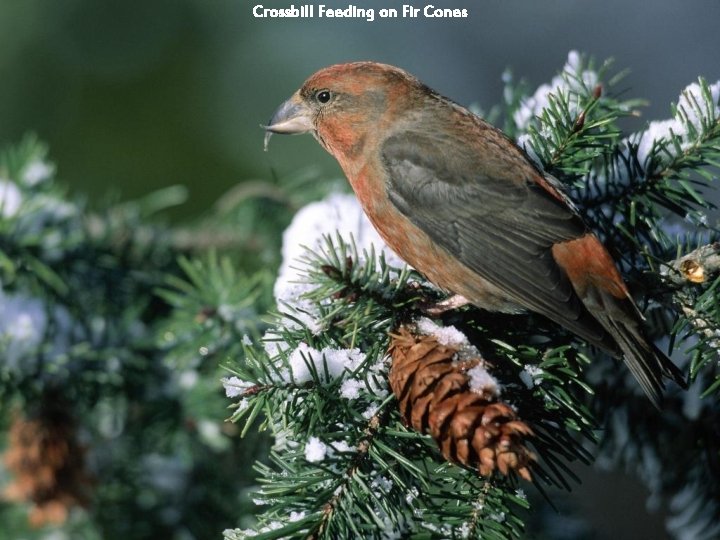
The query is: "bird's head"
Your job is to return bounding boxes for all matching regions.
[264,62,424,159]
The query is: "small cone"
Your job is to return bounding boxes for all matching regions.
[2,403,91,527]
[389,326,534,480]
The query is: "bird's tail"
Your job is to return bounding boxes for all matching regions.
[597,304,687,409]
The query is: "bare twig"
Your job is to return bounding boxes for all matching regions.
[662,242,720,285]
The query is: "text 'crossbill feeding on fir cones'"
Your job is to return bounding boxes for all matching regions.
[252,4,469,21]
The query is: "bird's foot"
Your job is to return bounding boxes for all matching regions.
[422,294,470,316]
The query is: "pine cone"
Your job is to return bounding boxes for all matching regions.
[2,402,91,527]
[389,326,534,480]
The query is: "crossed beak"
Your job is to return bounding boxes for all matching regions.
[263,94,314,151]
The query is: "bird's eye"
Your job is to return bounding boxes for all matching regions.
[316,90,332,104]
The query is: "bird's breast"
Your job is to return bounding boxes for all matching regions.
[347,164,522,313]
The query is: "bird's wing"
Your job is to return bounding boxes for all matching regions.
[381,127,609,347]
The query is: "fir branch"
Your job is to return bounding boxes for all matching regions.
[509,53,642,187]
[156,251,270,370]
[655,242,720,393]
[224,225,600,538]
[308,411,387,539]
[583,78,720,217]
[1,135,266,536]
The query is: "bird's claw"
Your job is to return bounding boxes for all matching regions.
[421,294,470,316]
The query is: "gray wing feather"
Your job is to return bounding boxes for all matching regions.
[381,130,609,346]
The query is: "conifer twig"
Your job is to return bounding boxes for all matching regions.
[663,242,720,285]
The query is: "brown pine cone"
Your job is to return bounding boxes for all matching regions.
[2,403,91,527]
[389,325,534,480]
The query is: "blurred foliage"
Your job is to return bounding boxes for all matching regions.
[0,0,340,220]
[0,134,337,539]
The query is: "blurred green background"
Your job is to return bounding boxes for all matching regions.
[1,1,718,538]
[1,0,719,218]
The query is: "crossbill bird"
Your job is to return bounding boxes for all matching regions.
[264,61,686,407]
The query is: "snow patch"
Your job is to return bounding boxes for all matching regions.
[416,317,469,348]
[340,378,364,400]
[304,436,327,462]
[626,79,720,167]
[416,317,482,361]
[221,375,254,398]
[519,365,544,388]
[285,343,366,384]
[273,193,407,336]
[513,50,598,132]
[0,179,22,218]
[467,364,499,396]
